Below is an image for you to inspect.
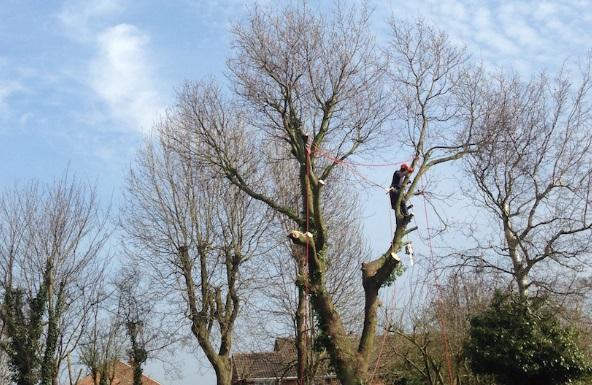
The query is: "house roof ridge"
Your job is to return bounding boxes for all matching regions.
[233,351,283,356]
[116,361,164,385]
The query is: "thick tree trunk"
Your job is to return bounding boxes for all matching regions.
[296,260,308,385]
[308,289,358,385]
[503,214,529,297]
[132,362,143,385]
[40,307,59,385]
[41,266,58,385]
[297,144,316,385]
[516,270,529,298]
[289,125,406,384]
[212,357,232,385]
[356,285,379,377]
[178,246,237,385]
[289,126,407,385]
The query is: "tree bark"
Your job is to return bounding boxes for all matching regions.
[41,264,59,385]
[179,246,235,385]
[296,258,308,385]
[212,357,232,385]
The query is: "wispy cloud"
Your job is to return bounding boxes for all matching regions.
[57,0,123,42]
[88,24,164,133]
[181,0,271,42]
[379,0,592,75]
[56,0,164,134]
[0,81,24,113]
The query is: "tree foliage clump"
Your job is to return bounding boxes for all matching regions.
[466,291,592,385]
[1,287,46,385]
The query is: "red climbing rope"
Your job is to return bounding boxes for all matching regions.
[310,144,414,191]
[301,144,311,385]
[420,178,455,385]
[311,144,411,168]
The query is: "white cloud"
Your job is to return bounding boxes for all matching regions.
[0,81,24,112]
[533,2,558,20]
[57,1,164,133]
[88,24,164,133]
[378,0,592,75]
[473,7,491,30]
[58,0,123,41]
[19,112,33,126]
[475,29,520,57]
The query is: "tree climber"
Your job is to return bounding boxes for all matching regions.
[388,163,414,219]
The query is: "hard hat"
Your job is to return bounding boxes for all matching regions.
[400,163,414,173]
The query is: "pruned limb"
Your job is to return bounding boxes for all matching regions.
[287,230,315,248]
[405,226,418,235]
[389,252,401,263]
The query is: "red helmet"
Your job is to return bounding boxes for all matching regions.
[400,163,414,173]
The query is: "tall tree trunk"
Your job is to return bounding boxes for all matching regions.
[297,142,312,385]
[212,357,232,385]
[41,300,59,385]
[127,322,147,385]
[179,246,235,385]
[131,361,143,385]
[295,260,308,385]
[503,213,529,297]
[40,262,58,385]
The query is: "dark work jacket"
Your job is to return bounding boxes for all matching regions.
[390,170,405,190]
[389,170,406,210]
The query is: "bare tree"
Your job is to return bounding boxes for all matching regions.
[385,270,497,385]
[114,266,181,385]
[460,65,592,297]
[122,122,272,385]
[78,293,124,385]
[0,176,109,385]
[77,267,180,385]
[169,4,481,383]
[0,321,11,385]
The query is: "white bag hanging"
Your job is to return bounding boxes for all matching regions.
[405,242,414,266]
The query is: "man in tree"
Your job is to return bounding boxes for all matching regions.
[389,163,414,219]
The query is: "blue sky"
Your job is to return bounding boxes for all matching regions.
[0,0,239,196]
[1,0,592,384]
[1,0,591,196]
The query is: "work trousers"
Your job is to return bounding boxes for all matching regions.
[389,190,408,216]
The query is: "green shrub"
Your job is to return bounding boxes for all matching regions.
[465,291,591,385]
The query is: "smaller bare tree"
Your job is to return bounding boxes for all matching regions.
[114,266,181,385]
[122,123,272,385]
[79,294,124,385]
[460,64,592,297]
[385,270,496,385]
[0,176,109,385]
